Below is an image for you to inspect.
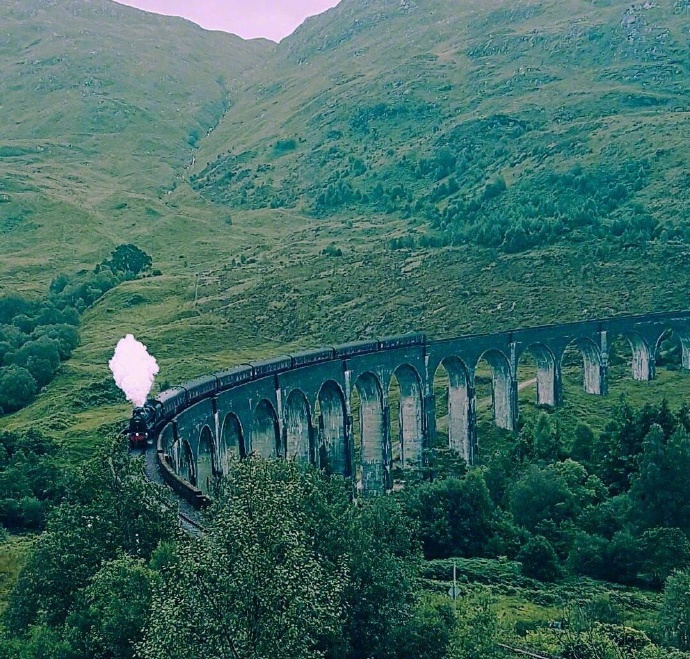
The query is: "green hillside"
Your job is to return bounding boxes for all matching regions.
[1,0,690,442]
[0,0,271,291]
[193,0,690,250]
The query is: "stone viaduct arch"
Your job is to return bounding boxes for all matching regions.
[316,380,349,477]
[284,389,312,464]
[389,364,424,470]
[352,372,387,495]
[434,356,472,463]
[252,399,280,458]
[197,425,215,495]
[221,412,244,469]
[154,311,690,504]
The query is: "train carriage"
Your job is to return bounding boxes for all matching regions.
[249,355,292,379]
[216,365,253,391]
[290,347,336,368]
[378,332,427,350]
[334,340,379,359]
[156,387,189,419]
[184,375,219,404]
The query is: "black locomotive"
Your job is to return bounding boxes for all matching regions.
[128,406,155,448]
[127,333,427,447]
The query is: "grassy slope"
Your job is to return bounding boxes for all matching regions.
[2,0,690,632]
[192,0,690,227]
[0,0,272,291]
[1,0,689,448]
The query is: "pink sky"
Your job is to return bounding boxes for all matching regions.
[114,0,341,42]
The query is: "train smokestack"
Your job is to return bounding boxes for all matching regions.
[109,334,159,407]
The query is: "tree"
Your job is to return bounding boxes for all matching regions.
[509,464,574,532]
[391,594,455,659]
[139,458,343,659]
[66,554,154,659]
[0,365,37,413]
[640,528,690,587]
[659,570,690,650]
[4,443,176,634]
[0,295,31,325]
[571,422,596,464]
[517,535,560,582]
[9,337,61,388]
[139,458,427,659]
[105,244,152,276]
[533,412,559,461]
[631,424,690,534]
[404,470,495,559]
[31,325,80,360]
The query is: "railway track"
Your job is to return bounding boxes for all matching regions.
[127,441,206,536]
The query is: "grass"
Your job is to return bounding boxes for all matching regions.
[1,0,689,455]
[423,555,664,641]
[0,535,33,619]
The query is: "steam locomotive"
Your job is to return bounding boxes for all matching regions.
[127,333,426,448]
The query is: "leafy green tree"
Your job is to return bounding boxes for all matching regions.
[533,412,559,461]
[139,458,343,659]
[631,424,690,534]
[0,295,31,325]
[404,470,495,559]
[140,458,427,659]
[659,570,690,650]
[606,529,642,585]
[641,528,690,587]
[105,244,153,276]
[341,493,422,659]
[66,554,154,659]
[517,535,561,582]
[571,421,596,464]
[391,594,455,659]
[567,528,641,585]
[509,464,574,532]
[595,401,676,494]
[4,443,175,633]
[32,325,80,360]
[0,365,37,413]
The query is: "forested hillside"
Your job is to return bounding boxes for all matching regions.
[193,0,690,254]
[3,1,690,657]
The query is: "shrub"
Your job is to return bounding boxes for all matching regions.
[0,365,37,413]
[517,535,561,582]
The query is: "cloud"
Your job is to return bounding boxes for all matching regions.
[114,0,341,41]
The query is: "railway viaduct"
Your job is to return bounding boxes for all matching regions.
[156,310,690,499]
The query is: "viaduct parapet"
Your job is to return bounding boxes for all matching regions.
[155,311,690,501]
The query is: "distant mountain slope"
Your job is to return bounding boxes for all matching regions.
[3,0,690,446]
[192,0,690,251]
[0,0,271,288]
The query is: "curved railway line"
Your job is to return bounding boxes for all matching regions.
[128,442,205,536]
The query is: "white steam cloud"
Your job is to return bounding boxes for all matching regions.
[109,334,160,407]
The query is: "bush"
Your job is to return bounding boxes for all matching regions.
[517,536,561,582]
[0,365,37,413]
[274,138,297,154]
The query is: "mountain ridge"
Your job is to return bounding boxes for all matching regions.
[2,0,690,444]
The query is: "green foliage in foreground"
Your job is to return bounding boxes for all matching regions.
[5,434,690,658]
[0,454,458,659]
[0,430,65,532]
[140,458,443,659]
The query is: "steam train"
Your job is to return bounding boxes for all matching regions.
[127,332,426,448]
